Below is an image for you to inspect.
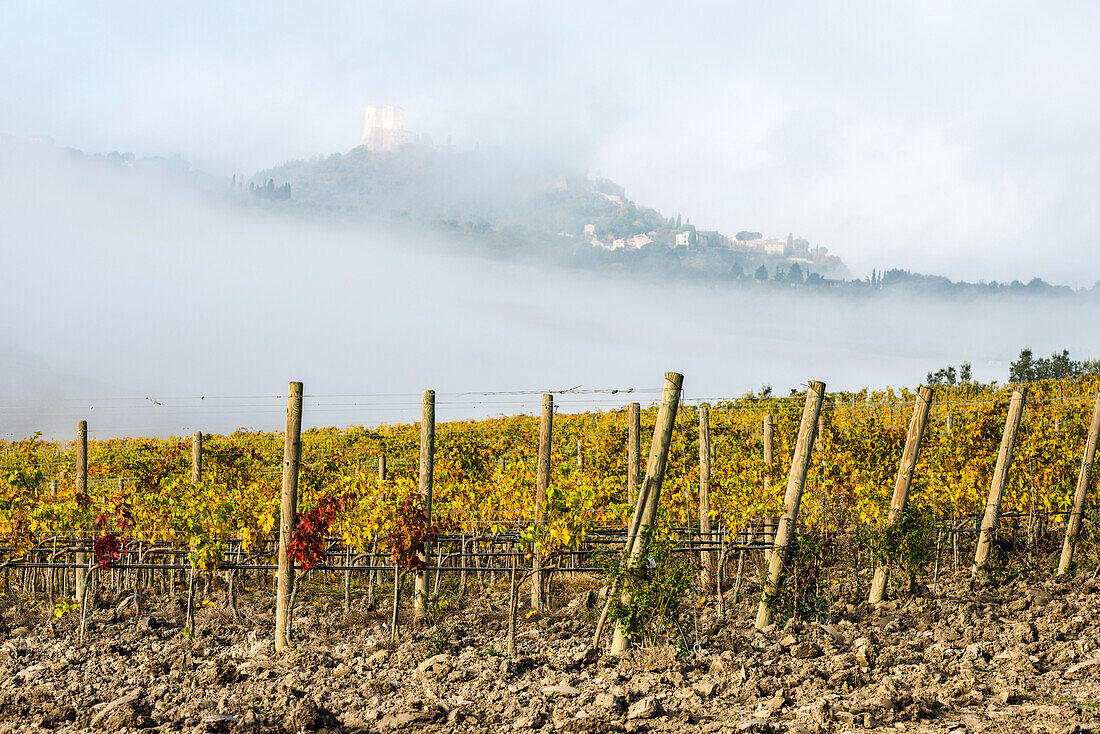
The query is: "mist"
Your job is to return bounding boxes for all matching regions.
[4,3,1100,286]
[4,141,1099,440]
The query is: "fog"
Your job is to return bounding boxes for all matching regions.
[4,3,1100,285]
[4,142,1099,440]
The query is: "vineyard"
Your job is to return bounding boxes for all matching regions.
[3,375,1100,626]
[4,373,1100,732]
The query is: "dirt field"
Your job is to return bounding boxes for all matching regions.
[3,570,1100,734]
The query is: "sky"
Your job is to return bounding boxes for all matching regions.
[2,2,1099,286]
[3,3,1100,438]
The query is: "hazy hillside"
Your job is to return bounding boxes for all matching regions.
[248,143,851,280]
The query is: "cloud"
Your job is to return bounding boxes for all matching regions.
[597,85,1047,281]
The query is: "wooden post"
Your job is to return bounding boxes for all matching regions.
[506,549,519,657]
[274,381,303,652]
[414,390,435,621]
[390,565,401,643]
[610,371,684,654]
[699,405,714,590]
[869,386,934,602]
[75,421,87,603]
[762,414,775,566]
[1059,391,1100,574]
[628,403,641,506]
[755,380,826,630]
[576,440,584,471]
[378,454,387,483]
[973,388,1027,573]
[763,414,774,488]
[191,432,202,483]
[532,394,553,609]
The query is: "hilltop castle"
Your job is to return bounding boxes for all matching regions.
[360,105,418,152]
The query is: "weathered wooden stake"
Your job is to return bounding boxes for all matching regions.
[628,402,641,506]
[610,371,684,654]
[755,380,826,630]
[367,540,379,608]
[459,534,468,593]
[869,385,934,603]
[593,402,667,648]
[761,414,776,568]
[75,421,88,603]
[274,381,303,652]
[414,389,435,621]
[506,550,519,657]
[972,388,1027,573]
[698,405,714,590]
[191,432,202,483]
[343,546,352,613]
[763,414,774,488]
[532,394,553,609]
[378,454,387,483]
[390,566,401,642]
[1058,391,1100,574]
[185,565,196,633]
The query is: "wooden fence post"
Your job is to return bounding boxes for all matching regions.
[274,381,303,652]
[75,420,87,603]
[973,388,1027,573]
[414,390,436,621]
[699,405,714,590]
[628,403,641,506]
[763,414,774,489]
[1058,391,1100,574]
[378,454,387,483]
[191,432,202,483]
[756,380,826,630]
[869,385,934,602]
[762,414,775,565]
[610,371,684,654]
[532,394,553,609]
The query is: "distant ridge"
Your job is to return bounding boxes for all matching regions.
[246,142,850,281]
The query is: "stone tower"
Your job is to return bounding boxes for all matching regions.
[361,105,406,151]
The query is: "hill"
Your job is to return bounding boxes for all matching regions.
[247,143,850,281]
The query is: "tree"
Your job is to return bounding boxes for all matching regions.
[754,265,769,282]
[926,360,974,387]
[1009,348,1036,383]
[1008,347,1092,383]
[787,262,804,285]
[736,231,762,242]
[926,366,957,386]
[1050,350,1075,379]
